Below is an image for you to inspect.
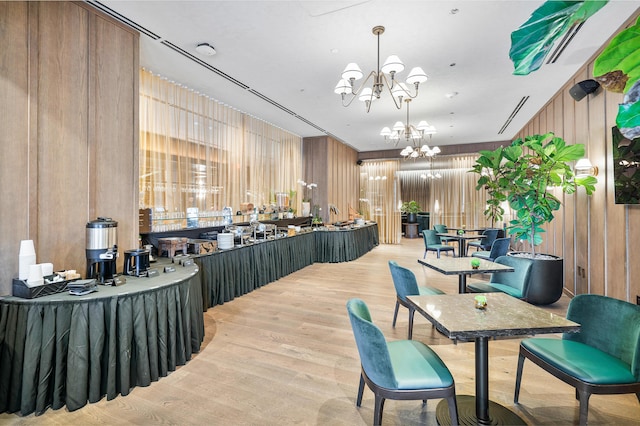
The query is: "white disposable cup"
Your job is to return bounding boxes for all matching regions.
[27,264,44,287]
[40,262,54,276]
[19,240,36,280]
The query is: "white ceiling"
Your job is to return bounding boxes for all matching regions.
[97,0,639,153]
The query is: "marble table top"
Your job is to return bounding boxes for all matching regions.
[418,256,514,275]
[407,293,580,339]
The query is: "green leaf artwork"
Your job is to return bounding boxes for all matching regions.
[594,17,640,139]
[510,0,608,76]
[593,17,640,93]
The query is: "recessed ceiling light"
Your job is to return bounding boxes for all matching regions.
[195,43,216,56]
[330,48,339,54]
[445,92,459,99]
[450,8,459,15]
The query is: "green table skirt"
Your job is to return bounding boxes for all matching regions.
[0,265,203,416]
[196,224,379,309]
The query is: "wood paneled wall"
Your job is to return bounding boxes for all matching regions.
[514,11,640,303]
[0,2,139,295]
[302,136,359,223]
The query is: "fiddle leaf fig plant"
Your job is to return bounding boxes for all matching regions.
[510,0,608,76]
[470,133,597,256]
[400,200,421,214]
[593,16,640,139]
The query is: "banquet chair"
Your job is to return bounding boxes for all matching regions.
[514,294,640,425]
[346,298,459,426]
[388,261,444,339]
[471,237,511,261]
[423,230,455,258]
[467,228,499,251]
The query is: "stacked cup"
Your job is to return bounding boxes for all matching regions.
[19,240,36,281]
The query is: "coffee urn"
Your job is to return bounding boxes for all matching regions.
[86,217,118,283]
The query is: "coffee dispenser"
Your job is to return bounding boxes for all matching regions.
[86,217,118,283]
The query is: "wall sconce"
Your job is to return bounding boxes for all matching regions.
[575,158,598,177]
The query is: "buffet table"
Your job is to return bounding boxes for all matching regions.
[0,262,202,416]
[196,223,379,309]
[0,223,378,416]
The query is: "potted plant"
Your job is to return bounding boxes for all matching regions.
[470,133,597,303]
[401,200,421,223]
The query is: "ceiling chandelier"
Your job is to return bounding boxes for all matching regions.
[334,25,428,112]
[379,98,440,160]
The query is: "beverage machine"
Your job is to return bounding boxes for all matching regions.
[85,217,118,284]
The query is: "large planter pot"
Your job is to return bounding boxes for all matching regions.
[407,213,417,223]
[508,252,564,305]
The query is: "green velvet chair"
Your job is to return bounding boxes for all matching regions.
[467,255,532,299]
[433,224,456,246]
[388,261,444,339]
[514,294,640,425]
[471,237,510,261]
[346,298,459,426]
[423,230,455,258]
[467,228,499,251]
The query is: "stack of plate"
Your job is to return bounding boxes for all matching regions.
[217,233,234,250]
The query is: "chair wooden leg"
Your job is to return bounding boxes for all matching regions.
[408,308,415,340]
[577,390,591,426]
[392,301,400,327]
[514,353,525,403]
[447,396,459,426]
[373,394,385,426]
[356,373,365,407]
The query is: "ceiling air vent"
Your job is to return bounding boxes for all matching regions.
[85,1,161,40]
[546,22,585,65]
[498,96,529,135]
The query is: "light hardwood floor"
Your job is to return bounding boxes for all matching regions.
[1,238,639,425]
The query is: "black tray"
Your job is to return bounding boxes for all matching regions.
[12,278,76,299]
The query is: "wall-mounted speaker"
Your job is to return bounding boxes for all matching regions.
[356,159,363,166]
[569,79,600,102]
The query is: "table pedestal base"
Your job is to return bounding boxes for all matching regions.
[436,395,525,425]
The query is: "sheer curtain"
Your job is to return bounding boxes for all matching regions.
[139,69,302,221]
[359,160,400,244]
[397,156,493,229]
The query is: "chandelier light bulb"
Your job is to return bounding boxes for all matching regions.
[334,79,350,95]
[406,67,428,85]
[358,87,374,102]
[381,55,405,75]
[342,63,363,81]
[393,121,405,131]
[380,127,392,137]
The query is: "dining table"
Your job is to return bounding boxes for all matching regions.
[418,256,514,293]
[437,232,484,257]
[406,292,580,425]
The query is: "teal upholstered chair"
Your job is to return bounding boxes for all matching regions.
[346,298,459,426]
[467,255,532,299]
[471,237,510,261]
[423,230,455,258]
[515,294,640,425]
[433,224,456,246]
[467,228,499,251]
[388,261,444,339]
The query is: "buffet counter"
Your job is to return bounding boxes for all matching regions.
[0,223,378,416]
[195,223,379,309]
[0,262,202,416]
